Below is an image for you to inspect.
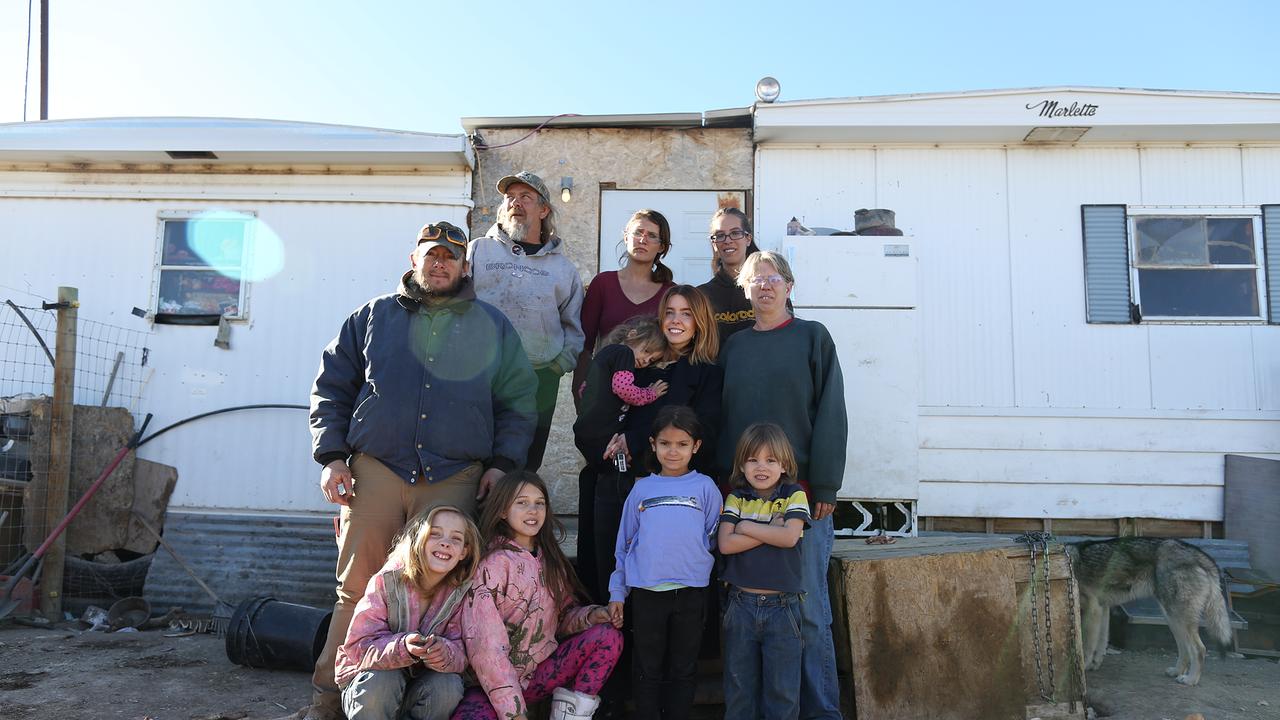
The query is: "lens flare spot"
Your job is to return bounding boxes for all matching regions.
[182,211,285,282]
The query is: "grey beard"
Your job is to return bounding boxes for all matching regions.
[505,219,531,244]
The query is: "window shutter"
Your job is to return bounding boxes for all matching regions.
[1264,205,1280,324]
[1081,204,1133,324]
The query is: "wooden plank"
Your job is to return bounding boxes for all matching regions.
[920,517,1215,538]
[40,285,77,619]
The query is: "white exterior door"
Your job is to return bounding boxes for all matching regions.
[598,189,746,286]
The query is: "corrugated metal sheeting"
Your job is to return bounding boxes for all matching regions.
[144,511,337,614]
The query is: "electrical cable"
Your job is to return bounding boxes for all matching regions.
[136,403,308,448]
[22,0,33,121]
[472,113,581,150]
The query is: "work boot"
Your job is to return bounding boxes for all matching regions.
[549,687,601,719]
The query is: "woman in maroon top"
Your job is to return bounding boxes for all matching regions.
[573,209,674,601]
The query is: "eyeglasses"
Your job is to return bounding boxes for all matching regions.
[627,229,662,244]
[418,223,468,249]
[748,274,786,287]
[709,228,749,244]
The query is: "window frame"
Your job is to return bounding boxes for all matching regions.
[151,210,255,324]
[1126,206,1267,323]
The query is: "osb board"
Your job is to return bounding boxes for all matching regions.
[123,459,178,554]
[25,400,136,554]
[840,546,1026,720]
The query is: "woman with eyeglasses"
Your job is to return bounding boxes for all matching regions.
[717,250,848,720]
[697,208,763,350]
[571,210,675,600]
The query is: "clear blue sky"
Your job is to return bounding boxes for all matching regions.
[2,0,1277,133]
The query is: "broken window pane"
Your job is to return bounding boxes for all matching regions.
[1135,217,1207,266]
[1207,218,1255,265]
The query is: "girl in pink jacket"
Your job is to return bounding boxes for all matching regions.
[452,471,623,720]
[338,505,482,720]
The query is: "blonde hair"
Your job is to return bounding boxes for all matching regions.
[658,285,719,365]
[736,250,796,290]
[603,315,666,355]
[730,423,799,491]
[392,505,482,595]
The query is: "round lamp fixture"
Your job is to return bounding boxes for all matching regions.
[755,76,781,103]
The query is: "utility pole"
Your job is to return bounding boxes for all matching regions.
[40,0,49,120]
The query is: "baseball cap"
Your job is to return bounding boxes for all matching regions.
[416,221,468,259]
[496,171,550,204]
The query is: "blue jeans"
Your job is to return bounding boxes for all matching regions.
[722,589,803,720]
[341,668,463,720]
[799,514,842,719]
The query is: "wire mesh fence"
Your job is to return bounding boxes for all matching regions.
[1,291,152,615]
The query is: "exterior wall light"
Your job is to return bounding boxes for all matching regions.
[560,176,573,203]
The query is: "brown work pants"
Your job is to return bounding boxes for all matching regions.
[310,453,481,708]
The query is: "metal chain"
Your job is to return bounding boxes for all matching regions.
[1017,531,1055,702]
[1061,543,1085,712]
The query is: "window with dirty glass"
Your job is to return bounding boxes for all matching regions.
[1131,213,1263,319]
[154,212,253,324]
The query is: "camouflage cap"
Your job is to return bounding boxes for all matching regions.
[496,171,550,205]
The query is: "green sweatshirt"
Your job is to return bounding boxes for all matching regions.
[718,317,849,505]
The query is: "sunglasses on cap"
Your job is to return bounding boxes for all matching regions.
[418,223,468,249]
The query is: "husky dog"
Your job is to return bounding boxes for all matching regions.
[1068,537,1231,686]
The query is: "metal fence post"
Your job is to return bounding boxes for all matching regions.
[40,286,77,619]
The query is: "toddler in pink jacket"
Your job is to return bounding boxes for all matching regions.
[452,471,622,720]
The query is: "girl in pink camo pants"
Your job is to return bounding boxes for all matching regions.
[453,471,623,720]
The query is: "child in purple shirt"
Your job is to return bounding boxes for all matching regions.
[606,405,721,720]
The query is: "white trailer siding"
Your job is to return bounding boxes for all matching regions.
[756,143,1280,520]
[2,169,471,513]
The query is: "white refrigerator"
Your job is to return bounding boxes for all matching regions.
[781,235,920,535]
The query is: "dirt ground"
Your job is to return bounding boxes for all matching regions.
[0,623,1276,720]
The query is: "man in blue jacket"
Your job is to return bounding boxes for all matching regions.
[301,221,537,720]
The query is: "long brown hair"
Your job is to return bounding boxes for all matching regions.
[621,209,674,284]
[658,285,719,365]
[478,471,586,609]
[729,423,799,491]
[390,505,482,596]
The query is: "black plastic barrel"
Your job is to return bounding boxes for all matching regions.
[225,596,332,672]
